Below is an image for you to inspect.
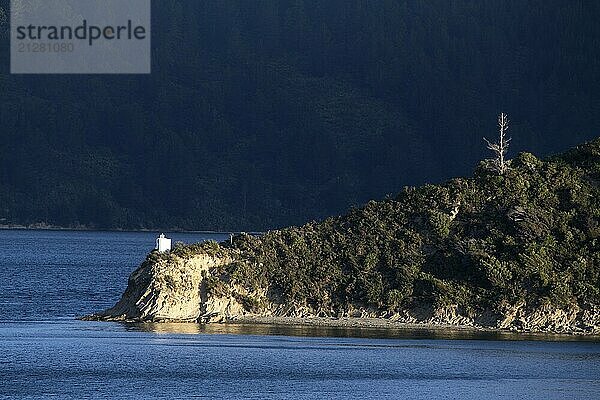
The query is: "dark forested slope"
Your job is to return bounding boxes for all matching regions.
[1,1,599,230]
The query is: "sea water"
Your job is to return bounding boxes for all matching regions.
[0,230,599,399]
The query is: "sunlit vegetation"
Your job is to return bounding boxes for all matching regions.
[197,139,600,313]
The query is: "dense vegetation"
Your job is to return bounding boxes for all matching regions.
[1,1,600,230]
[208,139,600,313]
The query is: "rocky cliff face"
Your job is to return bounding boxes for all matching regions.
[90,252,245,323]
[88,250,599,335]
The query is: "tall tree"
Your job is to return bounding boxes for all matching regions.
[485,113,511,174]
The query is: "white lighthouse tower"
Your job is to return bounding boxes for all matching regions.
[155,233,172,253]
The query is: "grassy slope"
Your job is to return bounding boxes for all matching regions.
[175,138,600,316]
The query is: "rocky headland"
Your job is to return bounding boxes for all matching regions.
[86,245,599,335]
[87,139,600,335]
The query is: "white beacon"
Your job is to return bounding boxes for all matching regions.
[155,233,172,253]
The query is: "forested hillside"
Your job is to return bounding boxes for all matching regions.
[222,138,600,314]
[1,1,599,230]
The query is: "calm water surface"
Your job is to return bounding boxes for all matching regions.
[0,230,599,399]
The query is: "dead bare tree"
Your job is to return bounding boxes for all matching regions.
[484,113,511,174]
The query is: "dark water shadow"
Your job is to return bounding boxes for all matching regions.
[119,322,600,342]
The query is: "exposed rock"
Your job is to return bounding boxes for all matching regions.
[494,302,600,334]
[88,252,241,322]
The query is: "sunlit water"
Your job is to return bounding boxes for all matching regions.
[0,230,599,399]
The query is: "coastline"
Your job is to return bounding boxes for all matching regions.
[90,316,600,342]
[0,224,238,235]
[84,313,600,341]
[229,315,481,332]
[225,316,600,341]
